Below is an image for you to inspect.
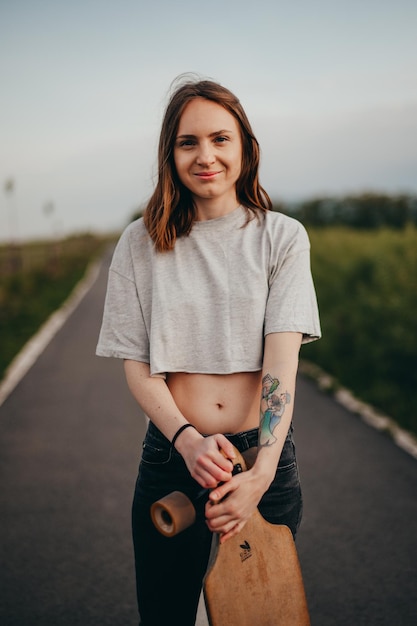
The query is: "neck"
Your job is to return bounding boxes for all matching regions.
[194,196,239,222]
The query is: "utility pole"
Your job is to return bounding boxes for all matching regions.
[4,177,21,272]
[4,178,19,242]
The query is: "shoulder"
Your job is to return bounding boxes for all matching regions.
[115,218,151,254]
[261,210,310,252]
[118,217,148,245]
[110,217,152,275]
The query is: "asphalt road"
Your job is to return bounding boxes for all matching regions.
[0,252,416,626]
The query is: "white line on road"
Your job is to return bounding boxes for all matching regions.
[0,259,102,408]
[2,259,416,463]
[299,360,417,460]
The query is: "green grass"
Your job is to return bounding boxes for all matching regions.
[302,225,417,435]
[0,234,114,380]
[2,226,416,437]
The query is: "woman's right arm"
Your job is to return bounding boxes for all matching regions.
[124,359,235,488]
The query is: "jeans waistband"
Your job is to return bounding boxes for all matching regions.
[147,421,260,452]
[223,428,259,451]
[222,422,293,451]
[147,421,293,453]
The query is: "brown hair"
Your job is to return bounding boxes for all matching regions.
[144,77,272,252]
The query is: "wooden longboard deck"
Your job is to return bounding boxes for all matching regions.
[151,446,310,625]
[203,512,310,626]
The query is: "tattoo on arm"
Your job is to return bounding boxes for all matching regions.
[259,374,291,447]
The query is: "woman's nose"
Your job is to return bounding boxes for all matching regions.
[196,142,215,165]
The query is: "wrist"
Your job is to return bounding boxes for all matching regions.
[250,463,276,493]
[172,423,202,453]
[171,423,196,448]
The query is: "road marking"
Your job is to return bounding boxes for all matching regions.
[0,259,101,408]
[299,360,417,461]
[2,261,416,463]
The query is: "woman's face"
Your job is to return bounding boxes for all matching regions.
[173,97,242,213]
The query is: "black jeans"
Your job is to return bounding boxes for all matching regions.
[132,422,303,626]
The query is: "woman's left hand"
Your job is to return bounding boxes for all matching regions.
[204,469,265,543]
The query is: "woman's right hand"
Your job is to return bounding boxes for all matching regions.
[174,429,236,489]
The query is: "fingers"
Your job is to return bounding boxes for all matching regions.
[205,483,239,529]
[206,508,245,543]
[205,509,235,534]
[209,479,233,503]
[214,434,236,464]
[184,434,241,491]
[199,435,236,487]
[193,467,223,489]
[191,451,233,489]
[220,523,243,544]
[205,472,259,540]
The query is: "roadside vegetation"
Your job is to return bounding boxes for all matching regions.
[1,192,416,437]
[279,192,417,436]
[0,233,115,381]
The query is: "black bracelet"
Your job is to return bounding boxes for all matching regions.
[171,423,196,448]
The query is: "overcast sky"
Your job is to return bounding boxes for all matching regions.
[1,0,416,241]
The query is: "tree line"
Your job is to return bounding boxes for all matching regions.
[276,192,417,229]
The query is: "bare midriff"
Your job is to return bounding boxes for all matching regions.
[166,371,262,435]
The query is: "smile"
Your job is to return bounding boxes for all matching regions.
[194,171,221,179]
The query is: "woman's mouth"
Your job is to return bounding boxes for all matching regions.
[195,171,221,179]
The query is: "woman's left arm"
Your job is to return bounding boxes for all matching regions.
[205,331,302,542]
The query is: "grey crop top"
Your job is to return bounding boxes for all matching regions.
[96,205,321,377]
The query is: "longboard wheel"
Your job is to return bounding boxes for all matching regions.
[151,491,196,537]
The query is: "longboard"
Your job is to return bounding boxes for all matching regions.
[151,447,310,625]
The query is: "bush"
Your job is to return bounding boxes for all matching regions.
[0,235,110,380]
[279,192,417,229]
[302,226,417,434]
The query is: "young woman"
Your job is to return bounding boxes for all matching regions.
[97,77,321,626]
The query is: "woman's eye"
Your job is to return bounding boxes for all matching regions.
[178,139,195,147]
[214,136,228,143]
